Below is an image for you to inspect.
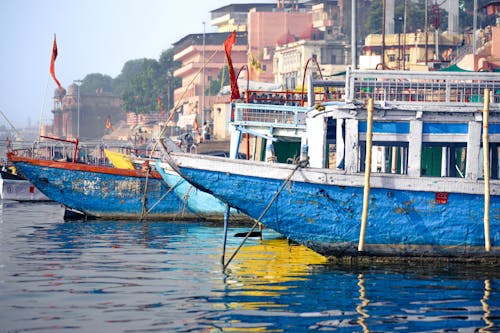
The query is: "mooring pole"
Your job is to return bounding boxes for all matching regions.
[221,204,230,265]
[483,88,491,252]
[358,98,374,252]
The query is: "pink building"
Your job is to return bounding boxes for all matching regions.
[172,32,247,127]
[247,8,313,82]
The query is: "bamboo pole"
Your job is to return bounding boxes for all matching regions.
[483,88,491,252]
[358,98,374,252]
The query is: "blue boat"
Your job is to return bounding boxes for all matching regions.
[8,152,196,220]
[155,160,252,222]
[164,69,500,260]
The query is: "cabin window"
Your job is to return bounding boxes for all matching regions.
[478,144,500,180]
[420,143,466,177]
[359,143,408,174]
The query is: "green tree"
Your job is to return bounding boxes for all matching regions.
[362,0,435,37]
[363,0,495,38]
[459,0,496,31]
[158,48,181,111]
[113,59,148,96]
[206,66,229,96]
[80,73,113,94]
[119,48,181,114]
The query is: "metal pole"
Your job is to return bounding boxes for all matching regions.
[202,22,206,130]
[382,0,386,68]
[351,0,357,68]
[473,0,478,70]
[74,79,82,139]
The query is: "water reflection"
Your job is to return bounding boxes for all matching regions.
[481,279,494,332]
[0,201,499,333]
[356,273,370,332]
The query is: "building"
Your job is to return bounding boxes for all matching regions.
[172,32,248,130]
[273,1,350,88]
[51,84,124,140]
[362,31,464,70]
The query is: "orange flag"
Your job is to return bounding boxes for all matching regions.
[223,31,240,100]
[50,34,63,94]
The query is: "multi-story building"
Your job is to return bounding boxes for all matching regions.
[273,2,350,88]
[362,31,464,70]
[172,32,248,128]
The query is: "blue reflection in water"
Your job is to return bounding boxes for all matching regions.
[0,201,498,332]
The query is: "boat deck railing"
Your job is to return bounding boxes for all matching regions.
[231,69,500,130]
[233,103,308,129]
[314,69,500,111]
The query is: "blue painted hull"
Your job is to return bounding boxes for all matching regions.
[155,161,251,222]
[9,156,191,220]
[170,155,500,258]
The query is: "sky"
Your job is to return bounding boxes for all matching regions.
[0,0,271,129]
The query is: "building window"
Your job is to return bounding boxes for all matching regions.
[388,54,396,62]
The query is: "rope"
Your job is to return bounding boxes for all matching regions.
[139,164,151,221]
[222,160,308,270]
[149,49,221,157]
[140,178,183,221]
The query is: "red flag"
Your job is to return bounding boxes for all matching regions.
[50,35,63,94]
[223,31,240,100]
[106,116,113,130]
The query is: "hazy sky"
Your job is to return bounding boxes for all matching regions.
[0,0,270,129]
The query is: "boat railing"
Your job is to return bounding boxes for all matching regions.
[333,69,500,110]
[8,138,165,168]
[232,103,308,129]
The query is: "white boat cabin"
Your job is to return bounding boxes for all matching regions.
[229,68,500,181]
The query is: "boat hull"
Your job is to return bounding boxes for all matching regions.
[8,154,193,220]
[0,171,50,201]
[168,153,500,259]
[155,161,252,222]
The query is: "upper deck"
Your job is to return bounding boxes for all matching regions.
[232,69,500,133]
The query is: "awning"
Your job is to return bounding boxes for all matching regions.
[438,64,472,72]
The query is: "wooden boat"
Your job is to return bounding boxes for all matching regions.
[7,152,196,220]
[0,169,50,201]
[155,160,252,222]
[164,69,500,260]
[103,146,248,221]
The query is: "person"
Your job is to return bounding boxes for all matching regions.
[180,131,194,152]
[202,122,210,142]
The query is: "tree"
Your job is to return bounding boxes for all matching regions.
[459,0,496,31]
[80,73,113,94]
[363,0,495,39]
[113,59,148,96]
[158,48,181,112]
[362,1,434,37]
[206,66,229,96]
[119,48,181,114]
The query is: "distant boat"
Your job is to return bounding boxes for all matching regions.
[0,169,50,201]
[7,153,196,220]
[164,69,500,260]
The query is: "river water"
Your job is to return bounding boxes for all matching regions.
[0,201,498,332]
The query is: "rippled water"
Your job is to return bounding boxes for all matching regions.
[0,201,499,332]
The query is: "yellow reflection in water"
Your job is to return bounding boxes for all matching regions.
[224,238,327,296]
[480,279,494,332]
[356,273,370,333]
